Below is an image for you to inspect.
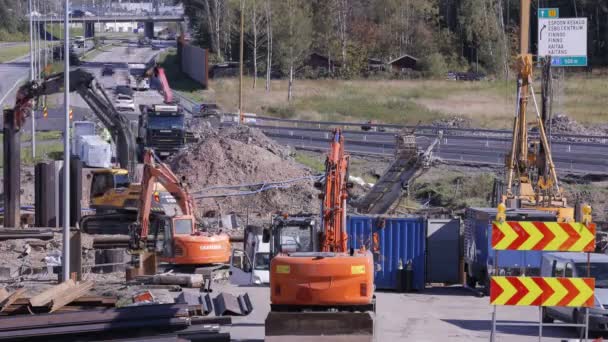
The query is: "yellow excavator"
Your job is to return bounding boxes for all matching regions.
[502,0,576,222]
[9,68,169,217]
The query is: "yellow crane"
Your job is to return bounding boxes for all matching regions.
[502,0,574,222]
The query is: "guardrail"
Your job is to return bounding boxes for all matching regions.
[215,113,608,143]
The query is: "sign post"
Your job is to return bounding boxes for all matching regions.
[538,8,588,67]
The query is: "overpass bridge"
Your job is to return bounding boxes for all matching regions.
[31,15,185,39]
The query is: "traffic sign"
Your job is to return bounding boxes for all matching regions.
[492,221,596,252]
[538,8,559,19]
[538,9,587,67]
[490,276,594,307]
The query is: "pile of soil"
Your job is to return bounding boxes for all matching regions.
[169,126,320,218]
[547,114,606,136]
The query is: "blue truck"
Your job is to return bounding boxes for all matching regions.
[464,207,557,289]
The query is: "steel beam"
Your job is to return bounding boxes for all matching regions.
[3,110,21,228]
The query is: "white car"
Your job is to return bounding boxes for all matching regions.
[115,94,135,112]
[129,75,150,91]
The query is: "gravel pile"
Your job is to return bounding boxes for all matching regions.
[169,126,320,218]
[431,116,472,128]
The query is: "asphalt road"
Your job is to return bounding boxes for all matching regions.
[0,56,29,107]
[257,125,608,174]
[203,282,586,342]
[9,43,168,132]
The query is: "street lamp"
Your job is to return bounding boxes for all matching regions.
[62,0,71,283]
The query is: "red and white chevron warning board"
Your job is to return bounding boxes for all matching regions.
[490,276,595,307]
[492,221,596,251]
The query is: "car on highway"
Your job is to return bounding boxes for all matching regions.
[361,120,386,132]
[198,103,222,117]
[101,64,115,76]
[541,252,608,334]
[115,94,136,112]
[115,85,134,97]
[70,10,94,17]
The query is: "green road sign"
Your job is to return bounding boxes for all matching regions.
[550,56,587,67]
[538,8,559,18]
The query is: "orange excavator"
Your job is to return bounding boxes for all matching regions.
[128,149,231,265]
[265,129,375,341]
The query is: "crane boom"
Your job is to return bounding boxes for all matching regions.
[504,0,563,212]
[12,69,137,177]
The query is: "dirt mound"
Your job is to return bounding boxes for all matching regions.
[169,126,319,217]
[431,116,472,128]
[547,114,606,136]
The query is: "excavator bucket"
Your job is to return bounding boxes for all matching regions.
[265,311,374,342]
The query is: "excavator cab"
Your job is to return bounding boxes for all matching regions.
[270,215,319,257]
[151,215,196,259]
[89,169,139,212]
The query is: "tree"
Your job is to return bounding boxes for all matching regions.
[273,0,312,101]
[458,0,506,74]
[246,0,267,88]
[264,0,272,91]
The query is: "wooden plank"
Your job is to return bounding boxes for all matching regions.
[50,281,94,313]
[29,280,76,307]
[0,289,26,313]
[0,288,9,303]
[70,295,117,306]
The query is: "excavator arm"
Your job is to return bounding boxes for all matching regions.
[141,65,173,104]
[12,69,137,177]
[321,129,350,253]
[132,149,194,246]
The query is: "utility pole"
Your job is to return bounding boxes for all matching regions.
[28,0,34,81]
[238,0,244,125]
[36,0,41,80]
[62,0,71,283]
[32,0,39,159]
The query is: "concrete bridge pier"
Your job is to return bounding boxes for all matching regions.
[84,22,95,38]
[144,21,154,39]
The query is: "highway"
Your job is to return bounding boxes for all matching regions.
[256,125,608,175]
[0,56,29,107]
[1,40,605,175]
[0,41,169,132]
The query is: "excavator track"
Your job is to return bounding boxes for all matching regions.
[80,212,137,235]
[265,311,374,342]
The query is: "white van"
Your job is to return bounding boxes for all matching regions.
[230,226,270,285]
[541,252,608,334]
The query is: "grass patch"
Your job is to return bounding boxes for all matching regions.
[0,44,29,63]
[411,168,495,210]
[157,50,607,127]
[0,141,64,167]
[20,131,63,142]
[294,152,325,173]
[22,141,64,165]
[45,25,84,39]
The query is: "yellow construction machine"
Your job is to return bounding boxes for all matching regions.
[502,0,575,222]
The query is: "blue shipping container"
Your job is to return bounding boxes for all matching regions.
[347,215,426,291]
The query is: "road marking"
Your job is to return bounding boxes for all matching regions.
[0,75,28,108]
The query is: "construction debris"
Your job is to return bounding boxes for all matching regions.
[0,288,25,313]
[134,274,205,288]
[213,292,253,316]
[29,279,76,307]
[169,126,320,219]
